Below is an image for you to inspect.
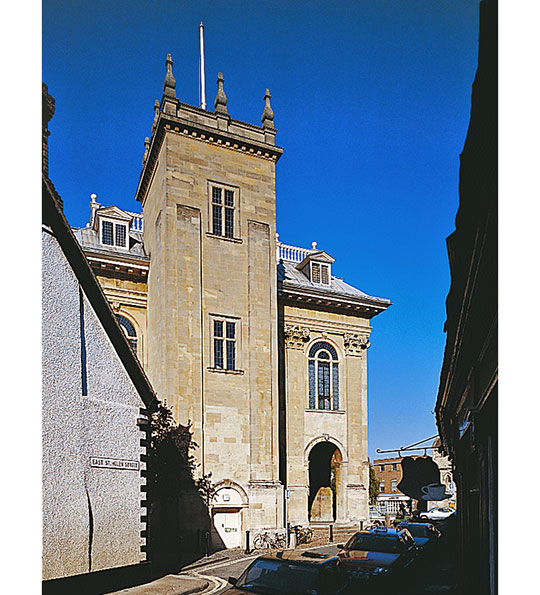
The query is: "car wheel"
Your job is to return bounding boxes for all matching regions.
[420,514,428,520]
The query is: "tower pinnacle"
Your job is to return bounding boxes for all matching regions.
[214,72,228,115]
[163,53,177,99]
[261,88,274,129]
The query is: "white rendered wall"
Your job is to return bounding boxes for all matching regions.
[42,228,146,581]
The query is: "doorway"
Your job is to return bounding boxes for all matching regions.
[211,507,242,548]
[308,441,342,521]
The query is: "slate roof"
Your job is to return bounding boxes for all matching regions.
[73,213,389,310]
[279,260,391,307]
[73,225,148,260]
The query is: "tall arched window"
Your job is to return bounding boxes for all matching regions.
[115,314,137,354]
[308,341,339,410]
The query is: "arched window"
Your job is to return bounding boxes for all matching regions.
[115,314,137,354]
[308,341,339,410]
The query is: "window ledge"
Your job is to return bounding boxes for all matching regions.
[205,233,243,244]
[207,367,245,375]
[305,408,345,415]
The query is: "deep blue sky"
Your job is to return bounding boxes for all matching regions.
[43,0,481,462]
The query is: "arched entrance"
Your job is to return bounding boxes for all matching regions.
[308,441,343,522]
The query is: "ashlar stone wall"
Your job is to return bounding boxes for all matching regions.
[283,305,372,526]
[141,117,282,532]
[95,274,148,368]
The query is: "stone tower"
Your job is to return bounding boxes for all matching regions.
[135,55,284,537]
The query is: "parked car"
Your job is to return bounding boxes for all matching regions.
[225,549,349,594]
[395,521,441,551]
[419,507,456,521]
[337,526,418,584]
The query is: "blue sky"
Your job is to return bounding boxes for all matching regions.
[42,0,481,461]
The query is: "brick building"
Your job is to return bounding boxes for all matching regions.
[373,457,411,515]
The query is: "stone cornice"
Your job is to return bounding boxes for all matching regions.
[83,249,149,269]
[85,251,149,283]
[283,313,370,335]
[136,107,283,206]
[101,287,148,310]
[279,283,390,319]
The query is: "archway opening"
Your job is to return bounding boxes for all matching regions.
[308,441,342,522]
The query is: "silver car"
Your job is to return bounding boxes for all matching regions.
[419,507,455,521]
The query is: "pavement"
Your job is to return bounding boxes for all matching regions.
[105,547,266,595]
[106,573,209,595]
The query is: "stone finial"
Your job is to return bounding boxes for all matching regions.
[311,241,318,250]
[214,72,228,115]
[152,99,160,132]
[142,137,150,166]
[163,53,177,99]
[89,193,100,227]
[261,88,274,129]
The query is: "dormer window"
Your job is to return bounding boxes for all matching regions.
[294,247,335,285]
[100,219,128,249]
[311,262,330,285]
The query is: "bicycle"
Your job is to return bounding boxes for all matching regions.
[290,524,313,545]
[253,530,287,549]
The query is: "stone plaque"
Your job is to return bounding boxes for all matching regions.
[90,457,140,471]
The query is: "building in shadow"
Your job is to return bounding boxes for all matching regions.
[435,1,497,594]
[42,83,159,594]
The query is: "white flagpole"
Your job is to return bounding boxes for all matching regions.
[199,22,207,110]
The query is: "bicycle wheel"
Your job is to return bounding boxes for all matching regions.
[253,534,265,549]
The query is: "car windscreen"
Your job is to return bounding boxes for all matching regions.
[345,534,400,554]
[400,525,428,538]
[236,558,321,594]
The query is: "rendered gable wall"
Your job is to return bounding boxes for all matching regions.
[42,227,146,580]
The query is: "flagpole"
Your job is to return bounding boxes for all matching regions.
[199,22,206,110]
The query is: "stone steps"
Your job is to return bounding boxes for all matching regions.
[307,523,361,543]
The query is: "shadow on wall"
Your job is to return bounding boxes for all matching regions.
[147,403,225,578]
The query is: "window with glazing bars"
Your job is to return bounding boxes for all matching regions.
[115,224,126,247]
[213,319,236,370]
[102,220,127,248]
[311,262,330,285]
[211,186,235,237]
[115,314,137,354]
[308,341,339,410]
[102,220,114,245]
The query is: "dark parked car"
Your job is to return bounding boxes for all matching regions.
[337,526,418,584]
[225,549,349,594]
[395,521,441,552]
